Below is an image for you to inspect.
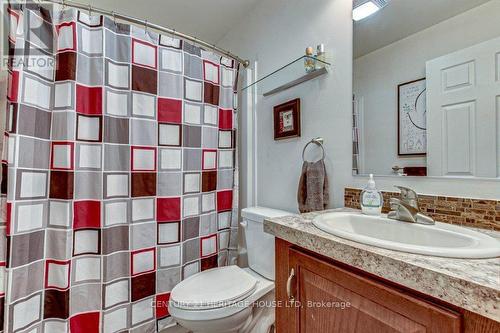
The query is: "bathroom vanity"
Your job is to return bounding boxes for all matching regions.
[265,209,500,333]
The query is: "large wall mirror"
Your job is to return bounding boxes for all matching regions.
[352,0,500,179]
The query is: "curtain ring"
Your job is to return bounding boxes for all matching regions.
[88,4,92,17]
[111,11,116,25]
[144,19,148,34]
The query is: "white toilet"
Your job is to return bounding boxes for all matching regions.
[169,207,291,333]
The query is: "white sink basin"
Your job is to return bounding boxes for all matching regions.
[312,212,500,259]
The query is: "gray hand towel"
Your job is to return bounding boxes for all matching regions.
[297,160,329,213]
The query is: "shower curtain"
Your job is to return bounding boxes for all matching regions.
[2,2,239,332]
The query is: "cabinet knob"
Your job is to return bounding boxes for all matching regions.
[286,268,295,302]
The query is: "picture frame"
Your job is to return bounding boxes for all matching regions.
[273,98,301,140]
[397,78,427,156]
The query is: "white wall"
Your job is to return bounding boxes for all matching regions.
[219,0,353,212]
[354,0,500,175]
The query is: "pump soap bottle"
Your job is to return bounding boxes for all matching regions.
[360,174,383,216]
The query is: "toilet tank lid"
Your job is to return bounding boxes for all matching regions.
[241,206,293,223]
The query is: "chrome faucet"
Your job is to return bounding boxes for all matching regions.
[387,186,435,225]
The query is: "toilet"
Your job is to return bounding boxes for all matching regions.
[169,207,291,333]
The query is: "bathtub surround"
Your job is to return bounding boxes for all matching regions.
[3,5,239,332]
[345,188,500,231]
[264,209,500,322]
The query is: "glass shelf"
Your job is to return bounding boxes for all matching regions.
[242,56,331,96]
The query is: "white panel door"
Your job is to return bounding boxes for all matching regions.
[426,36,500,178]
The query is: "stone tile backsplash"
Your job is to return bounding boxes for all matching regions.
[344,188,500,231]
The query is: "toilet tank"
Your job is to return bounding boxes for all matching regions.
[241,207,292,281]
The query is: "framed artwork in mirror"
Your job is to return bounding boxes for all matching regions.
[398,78,427,156]
[273,98,301,140]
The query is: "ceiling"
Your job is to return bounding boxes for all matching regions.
[87,0,262,44]
[354,0,493,58]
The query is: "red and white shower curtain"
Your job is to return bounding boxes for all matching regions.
[1,2,239,332]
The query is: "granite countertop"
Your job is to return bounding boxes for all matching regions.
[263,208,500,322]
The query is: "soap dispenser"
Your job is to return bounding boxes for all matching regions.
[360,174,383,216]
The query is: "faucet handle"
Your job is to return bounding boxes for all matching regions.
[394,186,419,209]
[395,186,417,198]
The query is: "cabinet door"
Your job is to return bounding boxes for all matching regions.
[288,248,461,333]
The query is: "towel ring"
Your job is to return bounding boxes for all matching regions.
[302,137,325,162]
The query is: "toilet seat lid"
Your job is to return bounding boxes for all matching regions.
[170,266,258,310]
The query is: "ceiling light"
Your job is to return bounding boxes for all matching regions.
[353,1,380,21]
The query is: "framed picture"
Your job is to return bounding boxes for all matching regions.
[273,98,301,140]
[398,78,427,156]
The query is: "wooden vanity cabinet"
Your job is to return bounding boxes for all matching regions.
[275,239,498,333]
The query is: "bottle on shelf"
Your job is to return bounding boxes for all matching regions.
[315,43,326,69]
[304,46,316,73]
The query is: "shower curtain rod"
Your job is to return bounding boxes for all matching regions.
[40,0,250,67]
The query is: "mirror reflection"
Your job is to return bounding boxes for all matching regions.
[352,0,500,178]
